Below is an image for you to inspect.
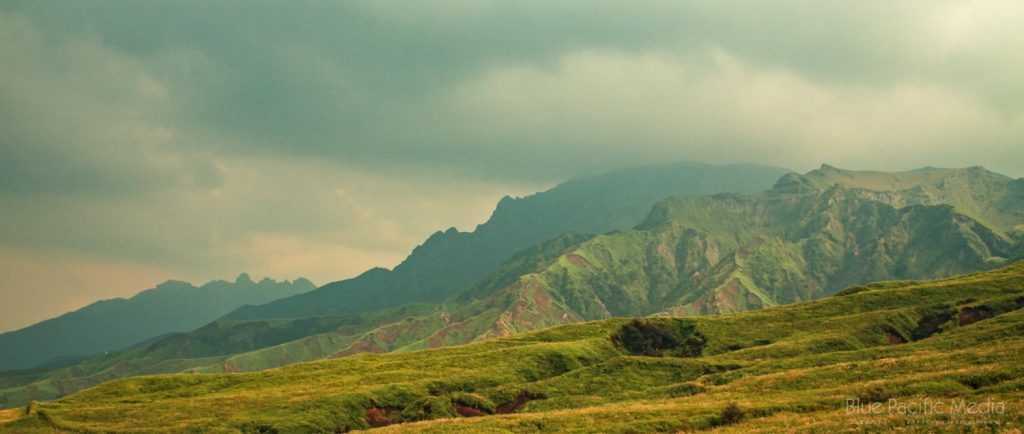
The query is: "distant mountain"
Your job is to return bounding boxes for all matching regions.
[0,274,315,371]
[225,162,790,320]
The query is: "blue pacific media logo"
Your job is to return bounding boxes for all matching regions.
[845,397,1010,428]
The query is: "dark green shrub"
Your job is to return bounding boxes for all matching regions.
[711,402,744,426]
[611,319,706,357]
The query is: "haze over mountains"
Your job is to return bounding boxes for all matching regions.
[0,275,314,372]
[1,162,1021,410]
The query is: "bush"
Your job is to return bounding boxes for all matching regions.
[857,384,892,403]
[611,319,706,357]
[711,402,744,426]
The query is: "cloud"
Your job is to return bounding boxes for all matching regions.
[5,0,1020,177]
[0,9,226,197]
[0,0,1022,330]
[438,48,1024,175]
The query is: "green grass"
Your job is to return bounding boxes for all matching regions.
[2,262,1023,433]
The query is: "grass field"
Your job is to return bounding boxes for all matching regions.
[2,263,1023,433]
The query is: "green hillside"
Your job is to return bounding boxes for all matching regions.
[790,165,1023,233]
[3,262,1023,433]
[240,166,1023,362]
[0,275,315,372]
[333,166,1022,354]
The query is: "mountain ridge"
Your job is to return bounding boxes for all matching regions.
[306,165,1024,356]
[225,162,791,320]
[190,165,1024,368]
[0,275,315,372]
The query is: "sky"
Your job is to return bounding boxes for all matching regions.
[1,0,1023,332]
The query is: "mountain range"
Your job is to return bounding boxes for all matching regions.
[1,162,1021,410]
[0,162,788,407]
[0,275,315,372]
[225,162,790,320]
[282,164,1022,357]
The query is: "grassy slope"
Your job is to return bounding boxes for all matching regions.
[3,262,1023,433]
[0,304,438,408]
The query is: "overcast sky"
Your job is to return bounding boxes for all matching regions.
[1,0,1023,332]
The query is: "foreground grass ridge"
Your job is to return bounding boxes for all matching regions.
[2,262,1023,432]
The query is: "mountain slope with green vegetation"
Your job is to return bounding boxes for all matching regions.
[786,164,1024,233]
[225,162,790,321]
[234,166,1023,364]
[0,274,315,372]
[358,166,1023,353]
[3,262,1023,433]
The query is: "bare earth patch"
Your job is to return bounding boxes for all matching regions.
[0,408,22,425]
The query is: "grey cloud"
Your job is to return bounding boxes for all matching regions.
[5,0,1020,181]
[0,0,1022,329]
[0,9,223,196]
